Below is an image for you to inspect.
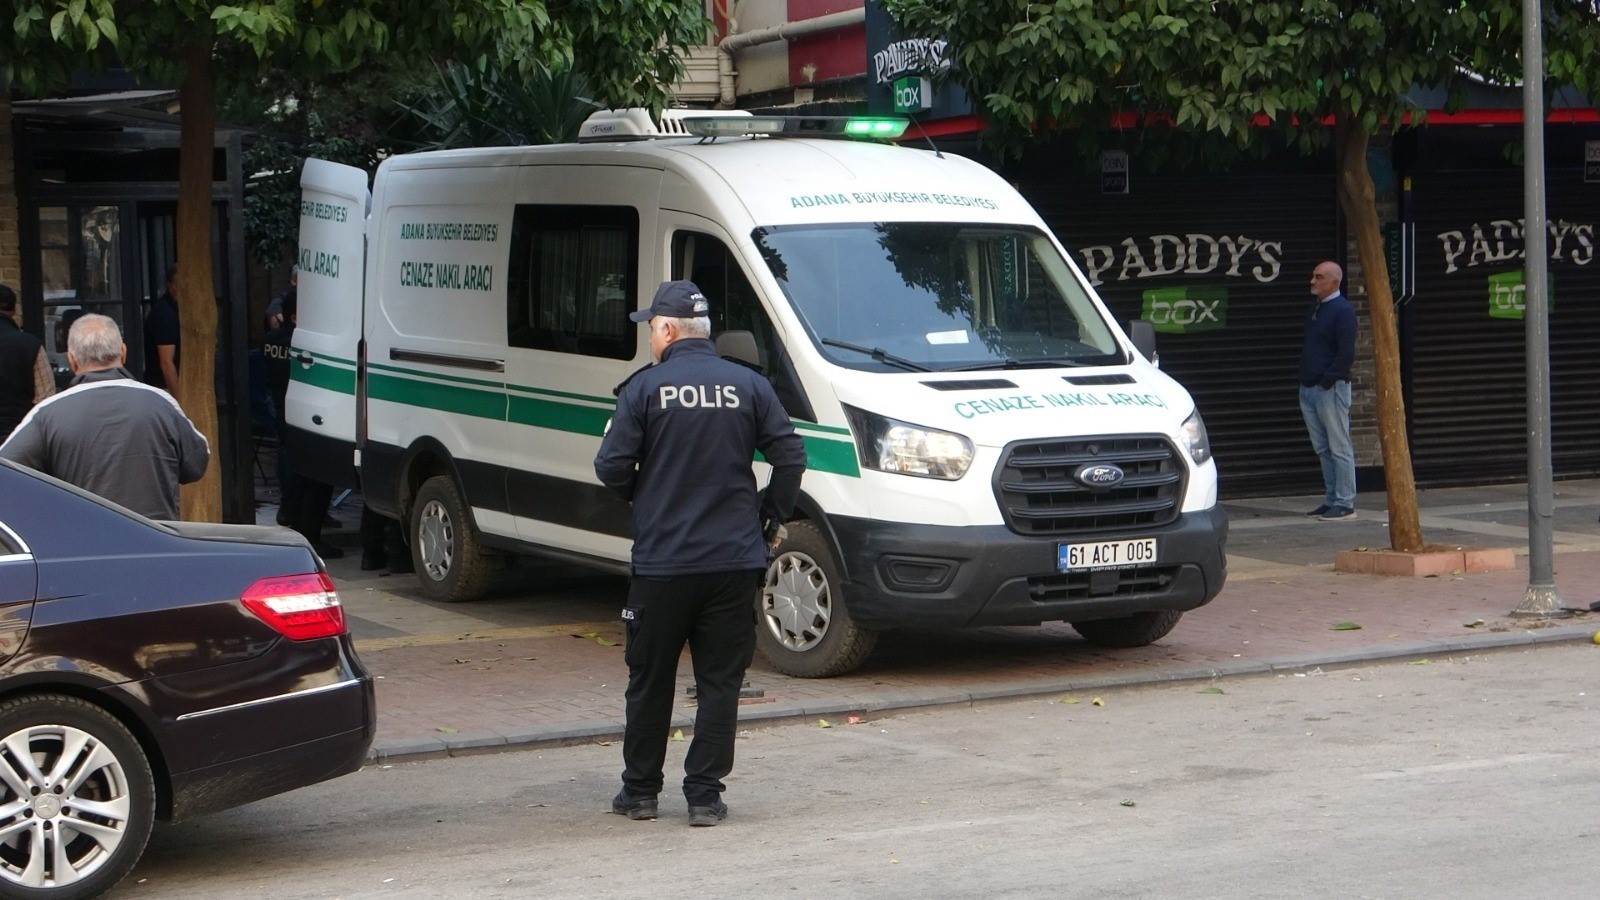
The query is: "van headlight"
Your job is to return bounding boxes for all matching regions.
[1179,409,1212,465]
[843,405,974,480]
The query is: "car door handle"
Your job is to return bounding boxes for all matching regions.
[296,352,314,365]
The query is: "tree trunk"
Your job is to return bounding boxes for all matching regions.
[1334,118,1422,552]
[175,45,222,523]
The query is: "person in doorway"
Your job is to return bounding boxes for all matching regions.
[264,265,297,332]
[1300,260,1358,521]
[0,284,54,442]
[143,264,181,394]
[1,314,208,519]
[594,280,806,826]
[261,289,343,558]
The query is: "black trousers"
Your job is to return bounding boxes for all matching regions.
[621,570,759,806]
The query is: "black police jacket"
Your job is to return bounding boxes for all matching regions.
[594,337,807,576]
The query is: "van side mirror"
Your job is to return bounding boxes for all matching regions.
[715,330,763,371]
[1128,319,1157,363]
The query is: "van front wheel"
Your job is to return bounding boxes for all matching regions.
[757,521,877,678]
[410,475,491,603]
[1070,609,1183,648]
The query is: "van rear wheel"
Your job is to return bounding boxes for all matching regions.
[410,475,491,603]
[757,521,877,678]
[1070,609,1183,648]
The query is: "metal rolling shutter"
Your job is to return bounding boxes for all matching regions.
[1015,168,1338,497]
[1410,166,1600,483]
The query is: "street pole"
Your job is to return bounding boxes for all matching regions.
[1513,0,1568,618]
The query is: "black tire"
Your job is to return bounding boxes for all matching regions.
[410,475,491,603]
[1070,609,1184,648]
[0,694,156,900]
[756,520,877,678]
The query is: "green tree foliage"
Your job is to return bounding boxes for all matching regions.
[884,0,1600,551]
[3,0,710,522]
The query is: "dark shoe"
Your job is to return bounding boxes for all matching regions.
[312,543,345,559]
[275,511,292,528]
[1305,504,1330,517]
[687,799,728,827]
[361,553,388,572]
[1319,506,1357,521]
[611,791,658,821]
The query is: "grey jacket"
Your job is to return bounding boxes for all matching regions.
[0,367,209,519]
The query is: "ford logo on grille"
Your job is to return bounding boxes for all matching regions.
[1075,463,1126,489]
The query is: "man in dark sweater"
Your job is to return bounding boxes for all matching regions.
[0,284,54,442]
[1299,260,1358,520]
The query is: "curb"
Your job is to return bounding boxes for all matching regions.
[363,623,1597,765]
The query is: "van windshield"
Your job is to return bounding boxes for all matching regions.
[752,222,1124,373]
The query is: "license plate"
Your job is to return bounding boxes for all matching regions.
[1057,538,1158,572]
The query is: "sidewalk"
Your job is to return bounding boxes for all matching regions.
[262,479,1600,762]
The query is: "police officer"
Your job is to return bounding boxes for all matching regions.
[594,280,806,826]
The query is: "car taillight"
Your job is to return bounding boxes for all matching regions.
[242,572,346,640]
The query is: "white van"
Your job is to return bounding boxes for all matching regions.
[288,109,1227,677]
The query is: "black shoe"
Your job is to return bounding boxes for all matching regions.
[1319,506,1357,521]
[687,799,728,827]
[611,791,658,821]
[1305,504,1330,517]
[361,553,387,572]
[275,511,292,528]
[313,543,345,559]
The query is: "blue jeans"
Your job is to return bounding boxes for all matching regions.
[1299,382,1355,509]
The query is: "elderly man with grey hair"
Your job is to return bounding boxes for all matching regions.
[1,313,209,519]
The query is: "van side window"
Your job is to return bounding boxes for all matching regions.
[506,205,638,359]
[671,231,815,421]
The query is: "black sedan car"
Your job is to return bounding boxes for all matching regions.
[0,459,375,899]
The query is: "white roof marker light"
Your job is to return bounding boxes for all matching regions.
[681,115,910,140]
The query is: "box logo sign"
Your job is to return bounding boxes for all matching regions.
[1142,286,1228,333]
[1101,150,1129,195]
[1487,270,1554,320]
[893,76,932,113]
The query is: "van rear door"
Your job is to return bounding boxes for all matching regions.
[288,159,370,490]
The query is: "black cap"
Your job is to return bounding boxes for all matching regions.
[629,280,711,322]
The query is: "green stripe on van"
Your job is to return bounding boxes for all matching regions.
[289,358,356,395]
[293,355,861,477]
[368,370,507,420]
[507,394,614,436]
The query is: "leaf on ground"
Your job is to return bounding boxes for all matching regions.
[437,726,459,734]
[1409,659,1430,666]
[481,657,502,662]
[573,632,598,640]
[1059,697,1080,704]
[1332,621,1362,631]
[1356,546,1369,552]
[818,718,832,728]
[1464,619,1486,628]
[1120,799,1136,807]
[671,729,685,741]
[453,658,469,664]
[523,657,538,661]
[1198,686,1225,695]
[595,637,619,647]
[1092,697,1105,707]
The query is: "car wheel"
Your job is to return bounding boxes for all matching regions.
[757,521,877,678]
[1070,609,1183,648]
[410,475,491,603]
[0,694,155,900]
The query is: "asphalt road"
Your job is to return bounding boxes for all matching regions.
[113,643,1598,899]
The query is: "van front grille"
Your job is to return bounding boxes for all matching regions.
[995,436,1184,535]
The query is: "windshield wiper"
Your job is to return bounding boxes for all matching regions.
[944,357,1095,371]
[821,339,931,372]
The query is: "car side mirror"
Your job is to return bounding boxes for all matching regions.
[1128,319,1157,364]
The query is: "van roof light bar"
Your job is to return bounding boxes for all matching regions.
[681,115,909,141]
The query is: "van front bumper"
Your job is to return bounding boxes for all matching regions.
[826,506,1228,631]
